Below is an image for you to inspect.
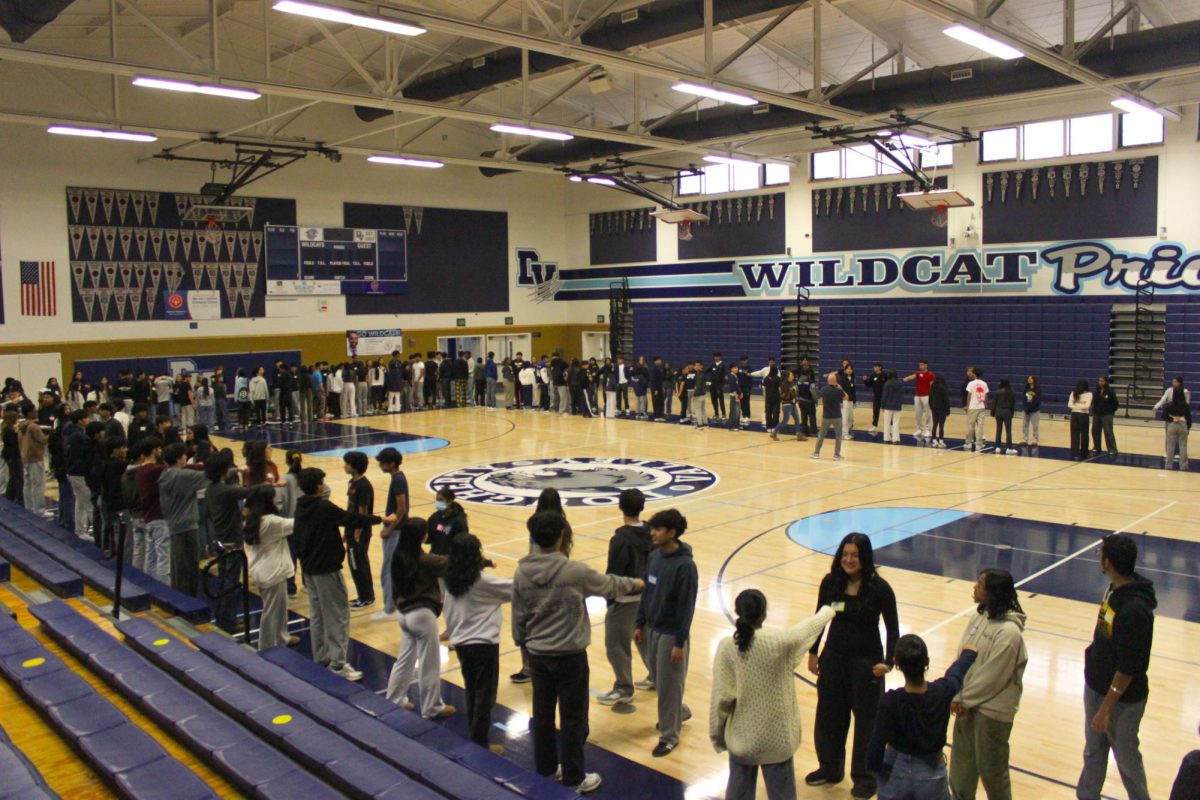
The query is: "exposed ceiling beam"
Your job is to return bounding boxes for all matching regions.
[1131,0,1176,27]
[834,4,937,69]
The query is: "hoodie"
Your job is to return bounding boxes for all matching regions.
[953,610,1028,722]
[158,465,208,534]
[637,541,699,647]
[511,551,640,656]
[606,522,653,605]
[294,494,381,576]
[1084,574,1156,703]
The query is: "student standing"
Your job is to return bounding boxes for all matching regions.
[929,374,950,448]
[427,487,469,556]
[864,363,886,435]
[708,353,727,421]
[599,489,653,706]
[1077,535,1156,800]
[866,635,977,799]
[903,361,935,441]
[158,442,208,597]
[796,359,817,436]
[204,453,253,630]
[632,356,649,419]
[1153,377,1191,469]
[691,359,709,428]
[711,590,836,800]
[650,356,666,420]
[248,367,269,427]
[444,533,511,751]
[134,437,169,583]
[811,373,846,461]
[839,364,857,439]
[512,510,644,794]
[964,367,990,453]
[385,518,456,718]
[949,569,1028,800]
[242,485,296,651]
[807,533,900,798]
[342,451,375,609]
[16,400,49,513]
[725,364,743,430]
[752,358,782,438]
[880,371,903,444]
[991,378,1016,454]
[375,447,409,615]
[1091,376,1119,455]
[1021,375,1041,446]
[779,371,805,441]
[1068,380,1093,460]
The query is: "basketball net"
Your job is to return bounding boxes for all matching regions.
[930,204,949,229]
[678,219,694,241]
[203,215,222,250]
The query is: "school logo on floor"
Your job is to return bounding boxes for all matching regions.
[427,457,719,507]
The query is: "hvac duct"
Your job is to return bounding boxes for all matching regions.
[0,0,76,43]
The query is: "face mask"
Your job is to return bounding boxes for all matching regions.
[434,500,448,512]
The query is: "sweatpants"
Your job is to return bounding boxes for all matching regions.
[841,399,855,436]
[1022,411,1040,443]
[814,417,843,457]
[950,711,1014,800]
[528,651,590,787]
[304,570,350,669]
[882,409,901,442]
[1092,413,1117,452]
[652,388,665,418]
[1070,412,1090,458]
[144,519,171,584]
[22,462,45,514]
[1166,420,1190,468]
[130,517,147,571]
[605,390,617,418]
[457,642,500,746]
[385,606,446,718]
[170,528,199,597]
[693,392,708,426]
[68,475,92,537]
[380,532,400,613]
[604,601,647,696]
[345,530,374,603]
[559,388,572,414]
[258,580,289,651]
[813,651,882,792]
[913,395,931,437]
[966,408,987,450]
[726,757,796,800]
[646,629,689,747]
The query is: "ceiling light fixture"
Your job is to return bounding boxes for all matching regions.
[489,123,573,141]
[132,76,261,100]
[1111,98,1162,117]
[703,154,758,167]
[586,177,617,186]
[47,125,157,142]
[367,154,444,168]
[672,82,757,106]
[942,25,1023,60]
[272,1,425,36]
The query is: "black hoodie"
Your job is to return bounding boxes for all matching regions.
[294,494,381,576]
[1084,573,1156,703]
[605,522,652,605]
[427,502,468,555]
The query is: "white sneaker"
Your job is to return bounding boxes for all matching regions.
[573,774,603,793]
[596,690,633,706]
[842,434,852,440]
[1006,448,1018,455]
[810,453,820,460]
[867,426,877,433]
[833,454,843,461]
[333,663,363,681]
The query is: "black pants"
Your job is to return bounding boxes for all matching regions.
[799,403,817,434]
[280,391,294,422]
[814,651,882,792]
[995,416,1013,447]
[710,386,725,417]
[617,386,628,410]
[872,397,882,427]
[651,388,664,418]
[1172,750,1200,800]
[424,379,436,406]
[458,643,500,746]
[1092,413,1117,452]
[765,398,780,431]
[170,529,199,598]
[3,457,21,502]
[253,399,267,426]
[345,530,374,603]
[740,392,751,420]
[1070,412,1090,458]
[475,380,486,407]
[441,378,453,407]
[932,409,947,439]
[529,651,590,787]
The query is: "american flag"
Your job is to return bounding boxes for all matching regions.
[20,260,56,316]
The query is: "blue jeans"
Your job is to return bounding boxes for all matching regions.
[878,750,950,800]
[726,756,796,800]
[1077,686,1150,800]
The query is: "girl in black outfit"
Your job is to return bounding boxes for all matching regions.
[990,378,1016,452]
[807,532,900,798]
[928,374,950,448]
[761,361,782,440]
[1091,375,1120,454]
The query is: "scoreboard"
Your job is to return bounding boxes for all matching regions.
[265,225,407,295]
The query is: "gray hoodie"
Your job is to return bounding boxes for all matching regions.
[954,609,1028,723]
[512,550,640,656]
[159,466,208,535]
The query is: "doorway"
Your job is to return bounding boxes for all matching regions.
[581,331,610,362]
[436,335,485,360]
[485,333,533,362]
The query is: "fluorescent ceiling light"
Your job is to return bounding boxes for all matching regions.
[672,82,757,106]
[47,125,157,142]
[273,1,425,36]
[1111,98,1161,117]
[703,154,758,166]
[489,123,573,141]
[132,76,261,100]
[586,177,617,186]
[367,154,444,168]
[943,25,1023,60]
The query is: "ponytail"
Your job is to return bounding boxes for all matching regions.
[242,485,277,546]
[733,617,757,653]
[732,589,767,654]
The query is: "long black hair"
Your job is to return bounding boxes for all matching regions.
[829,532,877,591]
[535,488,564,514]
[1072,379,1090,403]
[445,534,484,597]
[733,589,767,653]
[242,485,278,546]
[977,568,1024,619]
[243,439,270,485]
[392,518,429,599]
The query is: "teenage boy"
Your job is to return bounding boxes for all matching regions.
[811,373,846,460]
[725,364,743,430]
[599,489,654,706]
[650,357,666,420]
[1078,534,1156,800]
[343,451,376,609]
[134,437,169,583]
[204,453,253,630]
[864,363,886,434]
[294,467,383,680]
[376,447,409,615]
[904,360,936,440]
[512,510,644,794]
[158,442,208,596]
[635,509,698,758]
[708,353,727,420]
[796,358,817,435]
[737,356,753,423]
[16,400,48,514]
[97,436,129,560]
[126,404,154,450]
[691,359,708,428]
[964,367,990,453]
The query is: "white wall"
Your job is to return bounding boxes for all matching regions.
[0,123,573,344]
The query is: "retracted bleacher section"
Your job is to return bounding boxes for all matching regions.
[0,720,59,800]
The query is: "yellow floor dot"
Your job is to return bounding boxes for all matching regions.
[271,714,292,726]
[21,657,45,668]
[152,638,170,646]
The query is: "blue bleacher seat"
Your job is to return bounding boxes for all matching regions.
[0,556,9,583]
[0,721,59,800]
[0,528,82,598]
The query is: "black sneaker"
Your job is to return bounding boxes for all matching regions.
[510,671,531,684]
[651,741,677,758]
[805,769,843,786]
[851,784,876,798]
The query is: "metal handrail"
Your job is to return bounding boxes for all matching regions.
[202,546,252,648]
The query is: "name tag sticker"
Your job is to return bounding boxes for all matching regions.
[647,575,658,585]
[831,601,846,613]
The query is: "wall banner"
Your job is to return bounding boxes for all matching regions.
[346,328,403,357]
[162,290,222,320]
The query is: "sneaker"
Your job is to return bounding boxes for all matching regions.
[810,453,821,460]
[634,678,656,691]
[1006,448,1018,455]
[805,769,843,786]
[510,671,531,684]
[573,773,603,794]
[842,434,852,440]
[833,454,843,460]
[597,690,634,706]
[284,635,301,647]
[652,741,677,758]
[429,704,456,719]
[333,663,363,681]
[851,784,876,799]
[867,426,877,433]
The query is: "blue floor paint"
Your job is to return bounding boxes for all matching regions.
[309,438,450,458]
[786,508,972,554]
[217,420,450,456]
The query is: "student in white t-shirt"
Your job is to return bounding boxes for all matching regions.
[964,367,990,453]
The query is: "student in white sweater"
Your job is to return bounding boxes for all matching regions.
[443,534,512,752]
[711,589,836,800]
[242,485,296,651]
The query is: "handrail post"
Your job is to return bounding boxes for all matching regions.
[111,512,128,619]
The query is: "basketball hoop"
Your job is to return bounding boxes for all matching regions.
[528,274,563,303]
[929,204,949,228]
[203,215,223,249]
[678,219,694,241]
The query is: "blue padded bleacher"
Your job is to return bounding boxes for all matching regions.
[0,720,59,800]
[258,644,581,800]
[0,500,210,623]
[27,601,343,800]
[115,616,445,800]
[191,632,571,800]
[0,607,216,800]
[0,527,83,598]
[0,555,9,583]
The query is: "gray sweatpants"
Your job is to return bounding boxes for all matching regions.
[23,462,45,514]
[68,475,92,537]
[305,571,350,669]
[604,601,648,696]
[1166,420,1190,469]
[814,416,843,456]
[966,408,986,449]
[258,580,290,651]
[558,387,571,414]
[646,629,689,746]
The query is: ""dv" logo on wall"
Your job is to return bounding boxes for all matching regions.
[515,247,558,287]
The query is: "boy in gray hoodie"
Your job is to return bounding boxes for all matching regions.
[512,510,644,795]
[158,442,208,596]
[950,568,1028,800]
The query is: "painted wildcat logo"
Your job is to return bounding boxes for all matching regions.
[428,457,718,507]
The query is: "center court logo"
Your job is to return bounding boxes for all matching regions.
[427,457,719,507]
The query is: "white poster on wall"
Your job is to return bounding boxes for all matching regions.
[346,329,403,357]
